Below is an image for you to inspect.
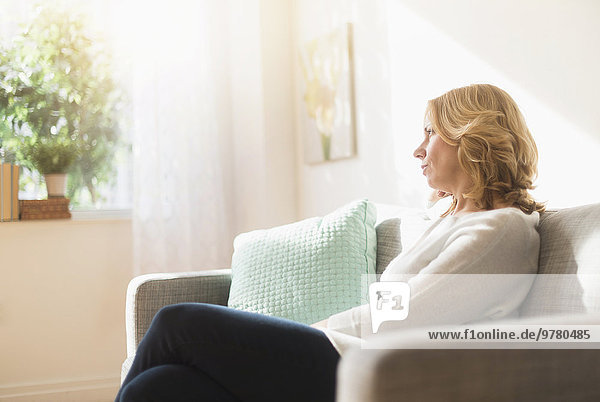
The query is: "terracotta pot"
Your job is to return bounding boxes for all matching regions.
[44,173,67,197]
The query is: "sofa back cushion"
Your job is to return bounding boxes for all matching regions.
[519,203,600,317]
[375,218,402,275]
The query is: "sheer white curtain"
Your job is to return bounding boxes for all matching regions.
[129,1,234,275]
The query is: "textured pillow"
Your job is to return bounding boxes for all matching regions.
[227,199,377,324]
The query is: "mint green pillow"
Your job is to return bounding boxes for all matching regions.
[227,199,377,325]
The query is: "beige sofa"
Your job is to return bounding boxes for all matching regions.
[121,203,600,401]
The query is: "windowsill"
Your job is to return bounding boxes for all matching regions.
[70,209,132,221]
[0,209,132,225]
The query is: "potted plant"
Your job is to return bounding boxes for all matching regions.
[23,139,78,197]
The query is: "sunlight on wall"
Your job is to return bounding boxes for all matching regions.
[387,1,600,209]
[294,0,402,217]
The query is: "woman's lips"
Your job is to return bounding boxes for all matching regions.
[421,165,428,175]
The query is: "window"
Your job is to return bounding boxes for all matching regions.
[0,0,132,212]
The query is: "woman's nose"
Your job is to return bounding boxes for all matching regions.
[413,143,425,159]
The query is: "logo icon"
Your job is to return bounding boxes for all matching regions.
[369,281,410,333]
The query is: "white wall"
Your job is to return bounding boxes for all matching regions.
[0,219,132,401]
[294,0,600,216]
[293,0,399,218]
[230,0,298,233]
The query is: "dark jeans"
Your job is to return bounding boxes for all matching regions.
[115,303,341,402]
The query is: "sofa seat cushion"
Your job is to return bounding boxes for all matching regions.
[520,203,600,317]
[227,199,377,325]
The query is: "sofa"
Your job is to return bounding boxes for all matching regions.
[121,202,600,401]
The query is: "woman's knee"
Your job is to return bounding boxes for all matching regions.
[151,304,186,331]
[150,303,225,334]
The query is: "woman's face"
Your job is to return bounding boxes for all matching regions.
[413,120,470,195]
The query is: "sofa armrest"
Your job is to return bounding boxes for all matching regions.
[337,314,600,401]
[125,269,232,356]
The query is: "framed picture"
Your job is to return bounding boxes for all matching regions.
[299,22,356,164]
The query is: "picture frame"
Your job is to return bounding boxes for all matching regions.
[299,22,357,164]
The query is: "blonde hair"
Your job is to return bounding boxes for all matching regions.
[426,84,545,216]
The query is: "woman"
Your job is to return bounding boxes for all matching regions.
[324,84,544,343]
[115,84,544,402]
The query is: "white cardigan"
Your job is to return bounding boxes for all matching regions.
[324,207,540,354]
